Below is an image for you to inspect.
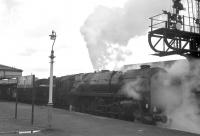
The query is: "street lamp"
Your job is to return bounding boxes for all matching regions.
[48,30,56,105]
[47,30,56,129]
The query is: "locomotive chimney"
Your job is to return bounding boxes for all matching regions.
[140,65,151,69]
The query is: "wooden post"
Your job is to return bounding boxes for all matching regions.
[31,75,35,125]
[15,88,18,119]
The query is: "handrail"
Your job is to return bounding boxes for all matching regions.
[151,21,166,27]
[149,12,200,34]
[149,13,164,19]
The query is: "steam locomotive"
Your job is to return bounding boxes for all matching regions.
[2,65,168,124]
[54,65,167,124]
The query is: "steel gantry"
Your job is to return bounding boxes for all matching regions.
[148,0,200,58]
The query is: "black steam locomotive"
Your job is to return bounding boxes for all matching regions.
[54,65,167,124]
[2,65,168,124]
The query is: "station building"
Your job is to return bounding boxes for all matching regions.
[0,64,22,99]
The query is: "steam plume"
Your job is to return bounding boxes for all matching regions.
[120,59,200,134]
[152,59,200,134]
[81,0,170,70]
[120,77,143,100]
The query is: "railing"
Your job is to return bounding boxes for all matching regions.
[149,11,200,34]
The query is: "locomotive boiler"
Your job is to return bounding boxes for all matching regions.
[55,65,167,124]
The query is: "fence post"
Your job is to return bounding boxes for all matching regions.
[15,88,18,119]
[31,75,35,125]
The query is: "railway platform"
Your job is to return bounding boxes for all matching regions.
[0,101,199,136]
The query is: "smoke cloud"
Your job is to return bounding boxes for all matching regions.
[120,59,200,134]
[151,59,200,134]
[120,77,143,100]
[81,0,170,70]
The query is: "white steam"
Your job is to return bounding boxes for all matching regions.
[151,59,200,134]
[120,59,200,134]
[81,0,170,70]
[120,78,143,100]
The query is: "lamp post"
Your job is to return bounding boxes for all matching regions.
[48,30,56,105]
[48,30,56,128]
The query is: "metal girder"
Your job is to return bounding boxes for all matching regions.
[148,9,200,58]
[148,29,200,57]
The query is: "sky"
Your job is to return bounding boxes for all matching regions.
[0,0,185,78]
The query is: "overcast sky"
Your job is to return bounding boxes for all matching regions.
[0,0,184,78]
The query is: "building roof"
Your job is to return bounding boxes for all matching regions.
[0,64,23,72]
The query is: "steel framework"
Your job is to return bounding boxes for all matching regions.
[148,0,200,58]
